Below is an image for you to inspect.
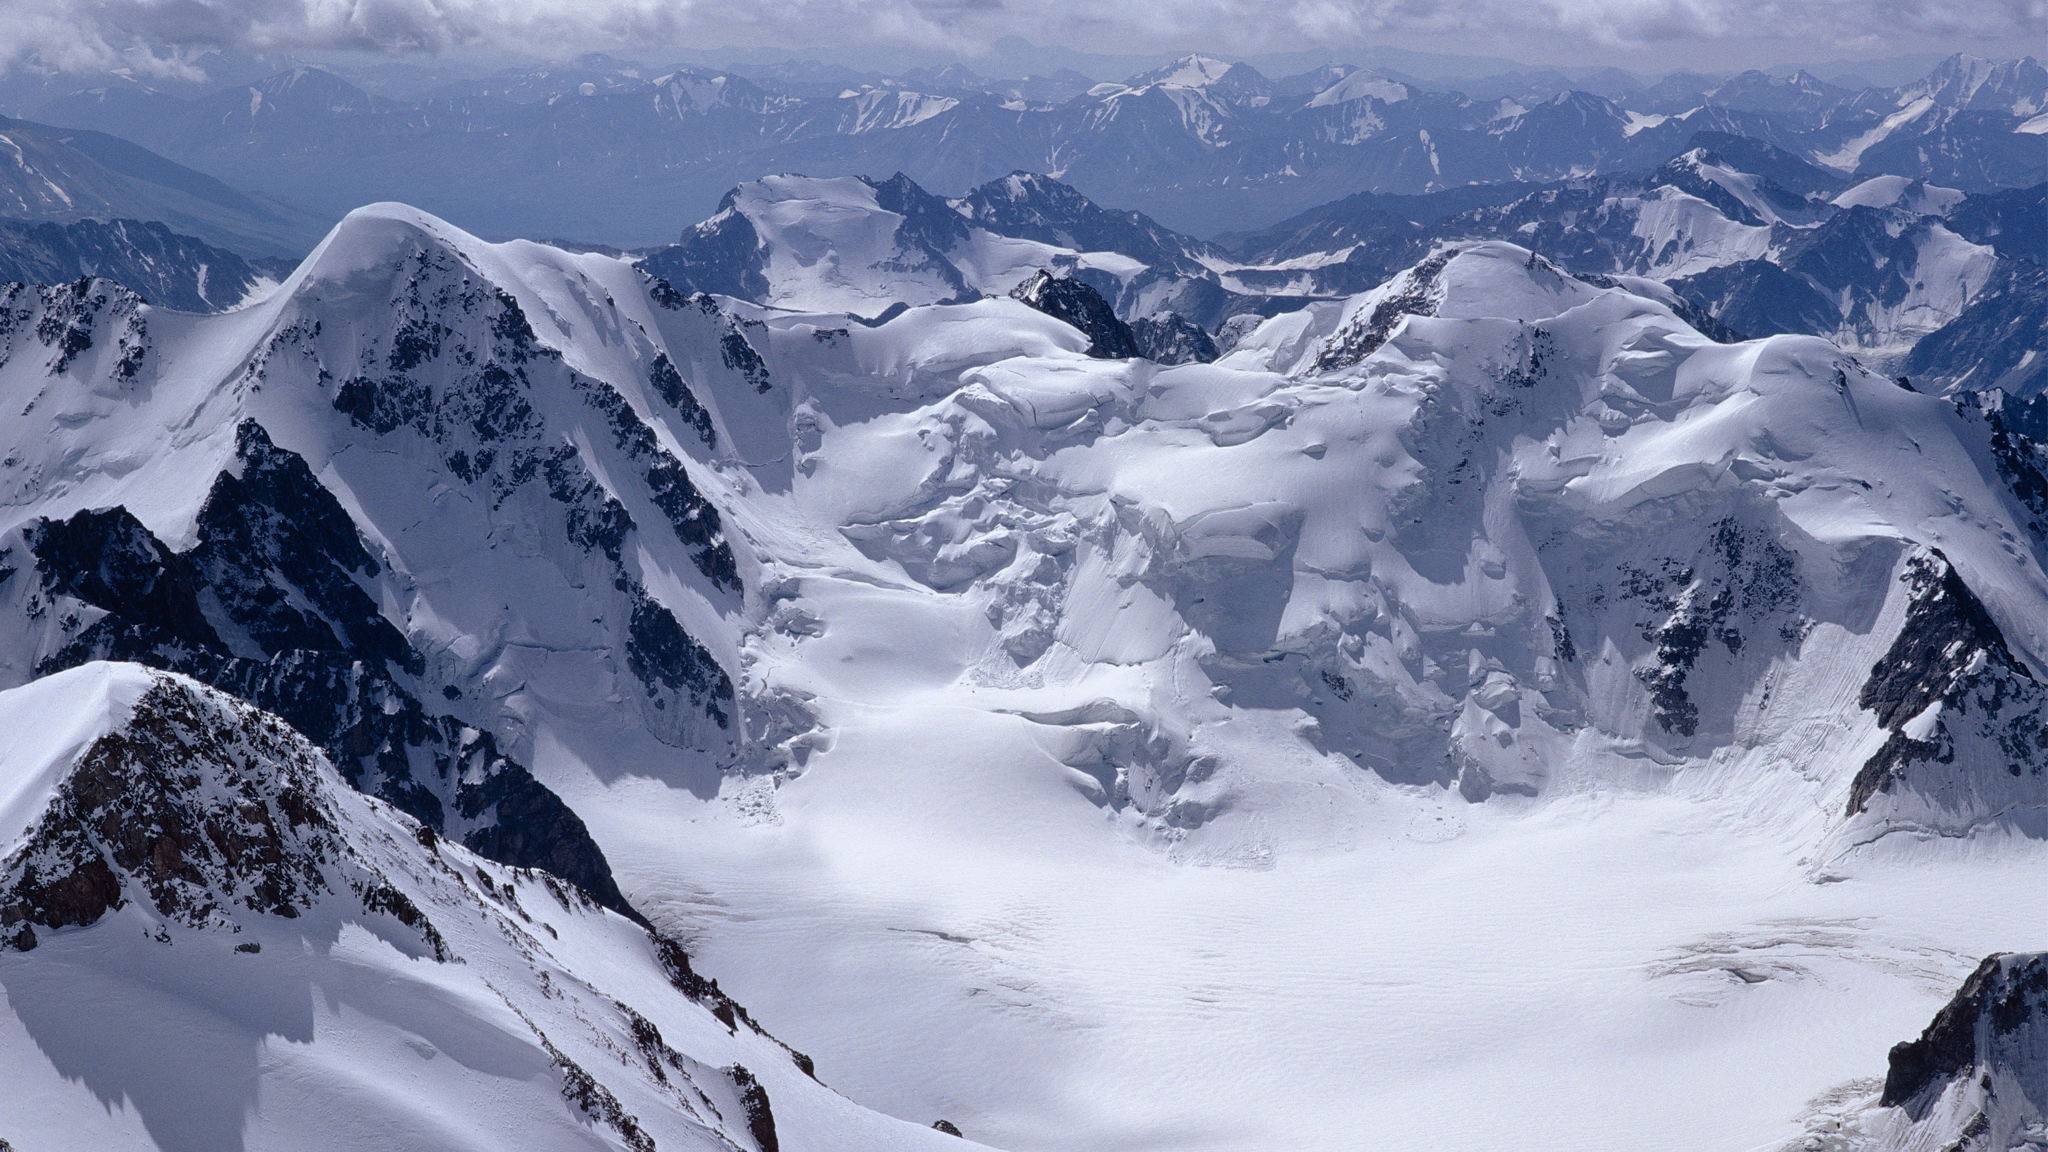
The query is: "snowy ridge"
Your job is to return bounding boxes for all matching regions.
[0,203,766,916]
[0,662,963,1152]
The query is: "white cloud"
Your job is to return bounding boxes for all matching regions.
[0,0,2038,76]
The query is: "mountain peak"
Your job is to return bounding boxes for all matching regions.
[1306,69,1410,107]
[1,663,351,947]
[1127,55,1239,89]
[295,201,483,287]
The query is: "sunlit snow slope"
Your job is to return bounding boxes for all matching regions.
[0,663,964,1152]
[0,205,2043,1151]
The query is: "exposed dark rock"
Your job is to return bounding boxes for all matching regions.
[24,507,221,671]
[651,933,815,1075]
[577,369,739,590]
[1944,183,2047,265]
[648,351,718,447]
[0,218,272,313]
[640,194,773,301]
[542,1034,657,1152]
[1679,131,1847,196]
[359,881,451,960]
[1664,260,1832,340]
[14,430,645,922]
[192,421,420,676]
[1882,952,2048,1120]
[458,761,644,925]
[1311,248,1455,373]
[629,592,735,728]
[1905,260,2048,396]
[2,277,149,379]
[933,1119,964,1135]
[728,1063,781,1152]
[1972,391,2048,549]
[1619,518,1801,739]
[1846,551,2048,816]
[1130,311,1219,364]
[955,171,1222,279]
[1,675,342,943]
[1009,270,1142,359]
[318,246,739,737]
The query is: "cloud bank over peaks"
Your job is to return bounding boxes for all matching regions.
[0,0,2040,79]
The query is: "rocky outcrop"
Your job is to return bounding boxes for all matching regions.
[0,218,274,313]
[1130,311,1220,364]
[3,672,377,948]
[7,425,643,921]
[1008,270,1142,359]
[1846,551,2048,821]
[1871,953,2048,1150]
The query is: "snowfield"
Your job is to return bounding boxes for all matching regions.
[0,204,2042,1151]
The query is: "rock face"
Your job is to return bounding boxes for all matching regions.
[1786,953,2048,1152]
[2,669,401,950]
[1846,551,2048,822]
[1130,312,1221,365]
[1882,954,2048,1123]
[1009,270,1142,359]
[0,663,955,1152]
[1904,260,2048,396]
[0,204,764,923]
[3,423,641,920]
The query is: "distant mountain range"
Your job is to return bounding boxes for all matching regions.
[0,114,330,258]
[27,52,2045,244]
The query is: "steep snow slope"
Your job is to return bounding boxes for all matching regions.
[0,662,964,1152]
[4,209,2048,1151]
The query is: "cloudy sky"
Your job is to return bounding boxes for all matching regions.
[5,0,2042,80]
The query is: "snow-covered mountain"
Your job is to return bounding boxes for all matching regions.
[636,157,2039,384]
[28,53,2042,244]
[0,205,766,918]
[0,662,965,1152]
[1224,146,2042,374]
[1818,55,2048,190]
[637,171,1245,350]
[3,201,2046,1149]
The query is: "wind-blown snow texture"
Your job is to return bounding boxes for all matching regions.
[2,203,2046,1150]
